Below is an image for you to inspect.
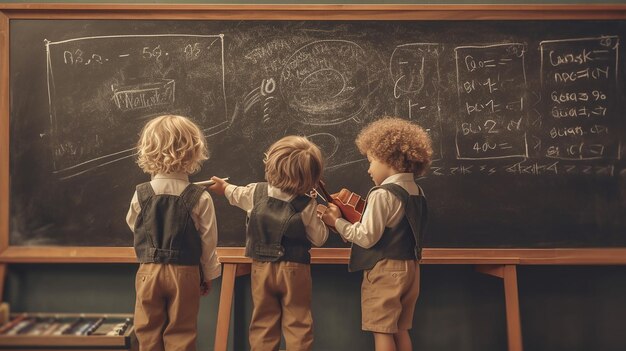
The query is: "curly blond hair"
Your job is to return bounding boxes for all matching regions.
[264,136,323,195]
[136,115,209,175]
[356,117,433,176]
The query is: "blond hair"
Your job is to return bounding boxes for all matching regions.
[356,117,433,176]
[264,136,323,195]
[136,115,208,175]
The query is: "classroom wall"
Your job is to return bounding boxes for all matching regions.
[3,1,626,350]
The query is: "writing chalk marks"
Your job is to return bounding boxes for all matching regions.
[111,79,175,112]
[455,44,529,160]
[540,36,620,161]
[280,40,369,125]
[9,19,626,249]
[390,43,442,96]
[390,43,444,160]
[45,34,228,179]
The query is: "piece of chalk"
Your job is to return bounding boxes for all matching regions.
[194,177,229,186]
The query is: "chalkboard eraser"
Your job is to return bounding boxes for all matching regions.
[194,177,229,186]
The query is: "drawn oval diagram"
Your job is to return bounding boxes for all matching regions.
[280,40,369,125]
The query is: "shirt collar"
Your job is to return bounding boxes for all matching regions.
[381,173,414,185]
[152,172,189,182]
[267,183,295,201]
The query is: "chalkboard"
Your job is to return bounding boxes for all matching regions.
[5,10,626,250]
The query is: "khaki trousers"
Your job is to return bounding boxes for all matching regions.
[249,261,314,351]
[361,259,420,333]
[134,263,201,351]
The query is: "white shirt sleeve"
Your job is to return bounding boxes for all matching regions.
[301,199,329,247]
[225,183,327,246]
[193,192,221,281]
[334,188,400,249]
[126,191,140,232]
[224,183,256,213]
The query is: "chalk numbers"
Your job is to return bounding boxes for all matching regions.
[63,42,208,65]
[592,90,607,101]
[142,45,163,61]
[184,43,201,60]
[261,78,276,96]
[63,49,104,66]
[63,49,83,65]
[473,141,497,153]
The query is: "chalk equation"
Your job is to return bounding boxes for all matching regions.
[455,43,529,160]
[42,32,623,179]
[540,36,620,161]
[45,34,228,179]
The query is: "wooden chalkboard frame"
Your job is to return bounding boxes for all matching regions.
[2,4,626,264]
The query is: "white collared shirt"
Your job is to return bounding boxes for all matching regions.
[335,173,420,249]
[225,183,329,247]
[126,173,221,281]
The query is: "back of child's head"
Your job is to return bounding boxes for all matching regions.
[136,114,208,175]
[356,117,433,176]
[264,135,323,195]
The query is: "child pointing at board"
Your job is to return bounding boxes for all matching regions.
[126,115,221,351]
[207,135,328,351]
[321,117,432,351]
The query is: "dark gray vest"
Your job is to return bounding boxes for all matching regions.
[246,182,312,264]
[349,183,427,272]
[133,182,204,265]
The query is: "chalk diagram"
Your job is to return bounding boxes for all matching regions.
[280,40,370,126]
[45,34,228,179]
[237,39,375,171]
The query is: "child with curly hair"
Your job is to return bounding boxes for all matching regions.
[321,117,432,351]
[208,135,328,351]
[126,115,221,351]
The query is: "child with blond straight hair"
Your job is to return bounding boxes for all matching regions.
[322,117,432,351]
[126,114,221,351]
[208,135,328,351]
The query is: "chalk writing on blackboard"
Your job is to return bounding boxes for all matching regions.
[8,19,626,249]
[454,43,529,160]
[540,36,620,161]
[390,43,444,160]
[45,34,228,180]
[280,40,369,126]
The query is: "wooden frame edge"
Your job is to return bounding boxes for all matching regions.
[0,11,8,256]
[0,247,137,263]
[0,4,624,11]
[215,247,626,265]
[1,5,626,264]
[2,247,626,264]
[0,4,624,20]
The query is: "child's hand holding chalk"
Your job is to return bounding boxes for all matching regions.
[194,177,229,187]
[195,177,230,196]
